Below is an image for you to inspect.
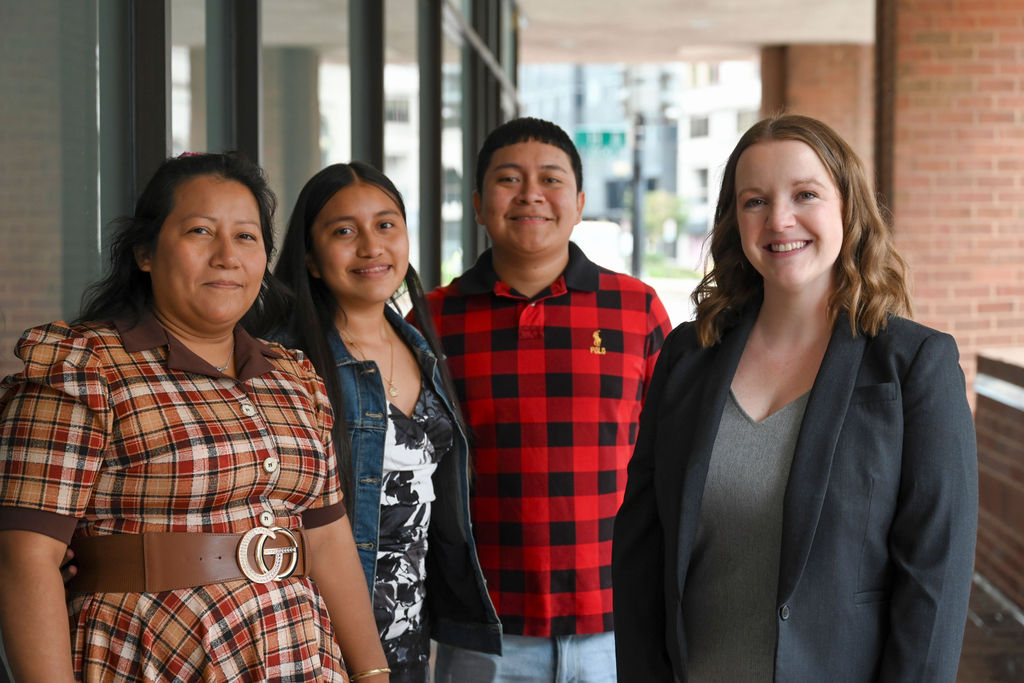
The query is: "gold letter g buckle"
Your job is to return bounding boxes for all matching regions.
[237,526,299,584]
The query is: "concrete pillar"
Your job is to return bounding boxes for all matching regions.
[262,47,322,244]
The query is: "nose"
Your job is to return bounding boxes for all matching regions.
[211,233,242,268]
[516,176,544,203]
[356,230,384,257]
[765,200,795,231]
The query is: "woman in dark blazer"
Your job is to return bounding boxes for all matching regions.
[612,114,977,682]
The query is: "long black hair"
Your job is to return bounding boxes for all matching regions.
[77,152,282,326]
[256,161,468,508]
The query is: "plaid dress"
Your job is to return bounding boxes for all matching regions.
[0,314,349,682]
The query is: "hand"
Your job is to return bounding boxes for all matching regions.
[61,547,78,618]
[60,547,76,584]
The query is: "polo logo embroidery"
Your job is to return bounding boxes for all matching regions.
[590,330,607,355]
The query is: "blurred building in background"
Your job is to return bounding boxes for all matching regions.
[520,59,760,274]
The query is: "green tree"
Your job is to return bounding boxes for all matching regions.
[644,190,688,247]
[642,190,698,278]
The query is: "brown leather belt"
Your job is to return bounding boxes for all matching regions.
[68,527,308,594]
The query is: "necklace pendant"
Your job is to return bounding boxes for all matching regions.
[388,385,399,398]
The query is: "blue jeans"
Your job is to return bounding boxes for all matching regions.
[433,632,617,683]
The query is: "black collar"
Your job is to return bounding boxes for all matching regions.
[456,242,602,298]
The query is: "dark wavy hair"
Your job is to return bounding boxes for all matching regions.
[475,116,583,192]
[257,161,469,508]
[692,114,911,347]
[77,152,280,327]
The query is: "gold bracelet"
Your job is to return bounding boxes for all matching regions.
[350,667,391,681]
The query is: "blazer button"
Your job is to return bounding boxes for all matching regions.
[259,511,275,527]
[779,604,791,620]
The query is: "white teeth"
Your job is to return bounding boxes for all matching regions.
[769,241,808,253]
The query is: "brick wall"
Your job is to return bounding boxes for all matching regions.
[891,0,1024,392]
[974,350,1024,608]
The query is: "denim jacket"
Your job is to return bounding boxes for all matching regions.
[328,307,501,654]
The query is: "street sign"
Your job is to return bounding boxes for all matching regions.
[574,130,627,152]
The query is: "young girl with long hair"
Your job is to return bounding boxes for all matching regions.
[257,163,500,682]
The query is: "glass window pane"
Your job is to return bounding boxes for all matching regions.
[262,0,350,242]
[500,0,517,84]
[170,0,206,155]
[385,0,420,270]
[0,1,99,375]
[441,33,465,285]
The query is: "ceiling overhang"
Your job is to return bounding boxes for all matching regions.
[516,0,875,63]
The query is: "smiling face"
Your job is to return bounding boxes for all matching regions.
[137,175,266,338]
[473,139,585,267]
[735,139,844,302]
[305,181,409,313]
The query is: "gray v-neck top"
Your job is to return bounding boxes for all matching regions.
[682,389,810,682]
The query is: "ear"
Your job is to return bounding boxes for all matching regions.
[305,251,322,279]
[473,190,483,225]
[575,190,586,223]
[135,245,152,272]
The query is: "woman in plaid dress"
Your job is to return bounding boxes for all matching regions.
[0,153,389,682]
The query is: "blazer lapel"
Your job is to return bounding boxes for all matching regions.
[673,309,758,596]
[776,322,868,602]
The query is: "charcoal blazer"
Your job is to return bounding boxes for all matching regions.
[612,307,978,682]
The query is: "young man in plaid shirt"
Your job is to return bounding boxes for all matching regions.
[428,117,672,681]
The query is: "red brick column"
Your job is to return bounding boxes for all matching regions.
[889,0,1024,393]
[759,44,875,177]
[786,45,875,171]
[760,46,787,119]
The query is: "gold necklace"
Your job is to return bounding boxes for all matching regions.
[341,331,399,398]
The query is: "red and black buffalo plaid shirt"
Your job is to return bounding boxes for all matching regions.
[425,243,672,636]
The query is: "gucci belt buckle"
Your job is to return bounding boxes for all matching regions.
[237,526,299,584]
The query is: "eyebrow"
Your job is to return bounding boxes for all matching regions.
[321,208,402,224]
[792,177,828,188]
[490,162,569,175]
[182,213,260,226]
[737,177,829,195]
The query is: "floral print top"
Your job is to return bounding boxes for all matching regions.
[372,380,453,679]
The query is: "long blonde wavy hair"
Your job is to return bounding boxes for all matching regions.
[691,114,911,347]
